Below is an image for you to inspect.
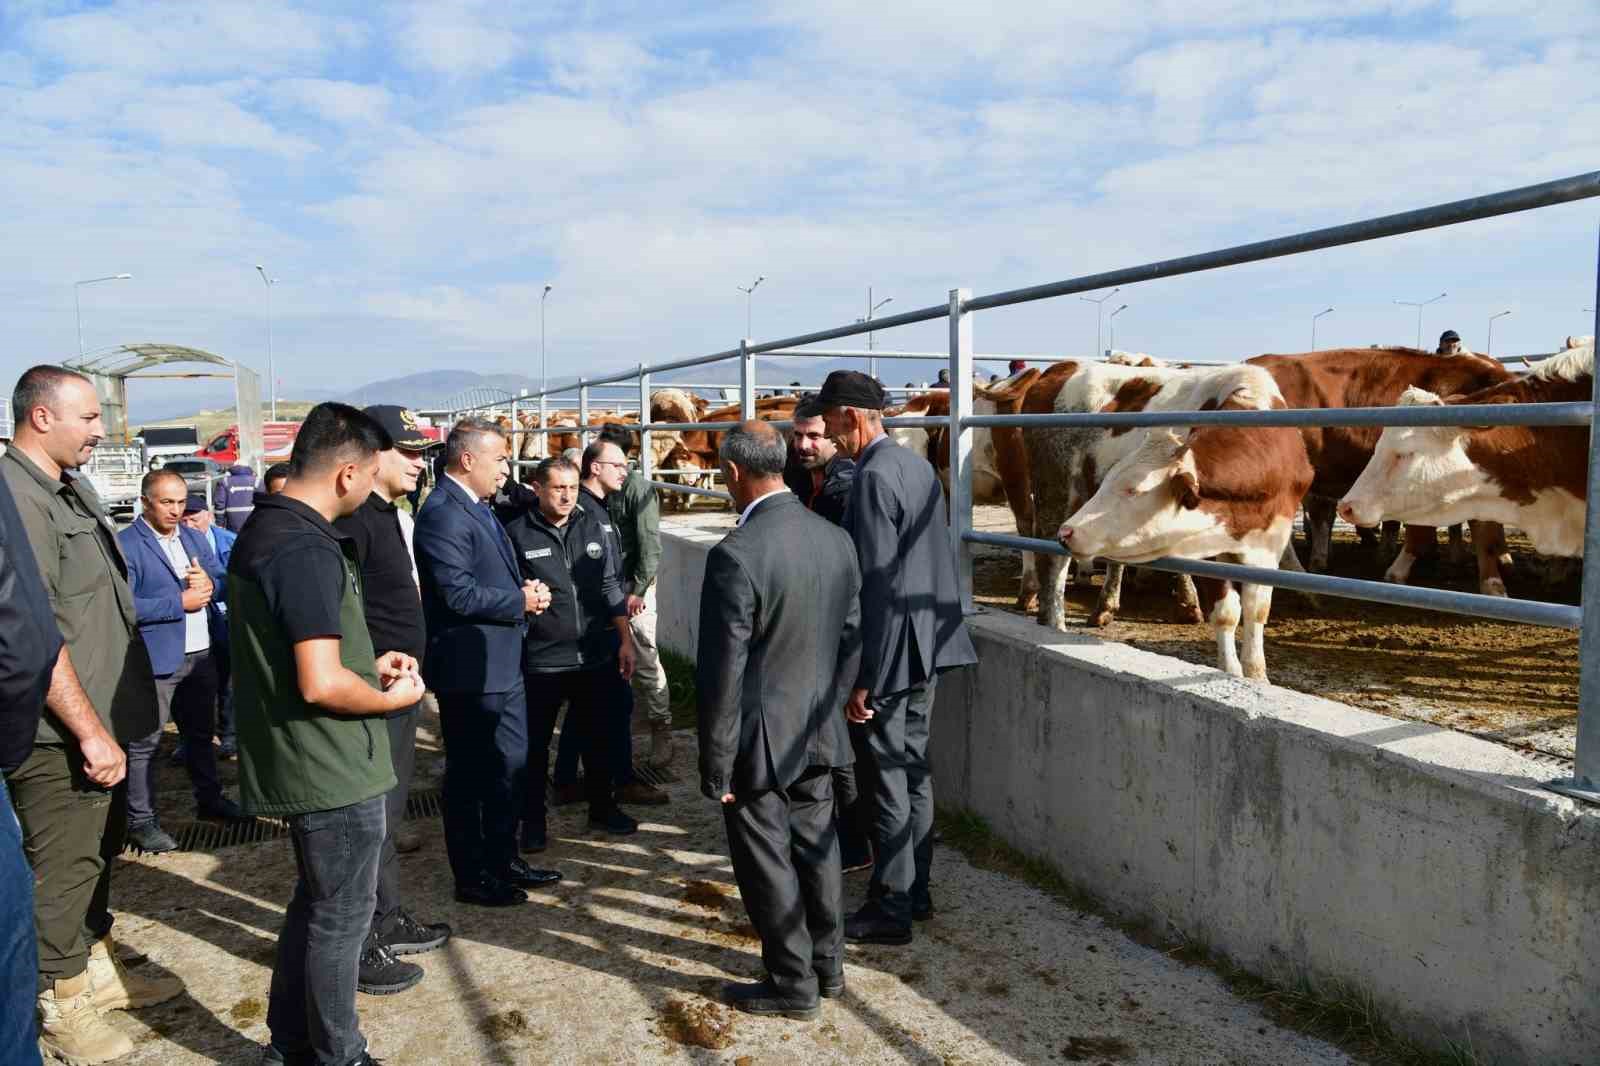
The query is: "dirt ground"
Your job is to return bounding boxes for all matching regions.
[968,505,1581,765]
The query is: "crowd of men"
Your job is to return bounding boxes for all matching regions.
[0,362,976,1064]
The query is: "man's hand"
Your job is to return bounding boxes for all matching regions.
[719,793,736,805]
[181,585,212,612]
[184,557,212,591]
[618,639,636,681]
[845,688,873,724]
[523,579,552,615]
[375,651,420,688]
[80,727,127,787]
[383,672,426,709]
[625,593,646,618]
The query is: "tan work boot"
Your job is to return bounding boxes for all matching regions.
[86,935,184,1011]
[648,722,674,771]
[38,971,134,1065]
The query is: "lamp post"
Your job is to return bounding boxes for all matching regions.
[1487,309,1512,355]
[736,275,765,339]
[73,274,132,359]
[255,265,278,420]
[1311,306,1334,350]
[541,283,553,395]
[1080,287,1120,357]
[859,288,893,379]
[1394,291,1446,349]
[1108,303,1129,352]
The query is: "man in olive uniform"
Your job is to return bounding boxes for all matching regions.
[1,365,174,1065]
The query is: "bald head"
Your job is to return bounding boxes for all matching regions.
[719,419,788,511]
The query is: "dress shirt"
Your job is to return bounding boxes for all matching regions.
[736,488,791,527]
[140,516,209,654]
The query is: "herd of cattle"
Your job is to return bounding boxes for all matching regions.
[498,334,1596,683]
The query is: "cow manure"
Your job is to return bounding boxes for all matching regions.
[683,879,734,909]
[656,997,736,1049]
[901,970,927,985]
[983,979,1010,997]
[479,1009,529,1041]
[229,998,264,1024]
[1061,1035,1134,1061]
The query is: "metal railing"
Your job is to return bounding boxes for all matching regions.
[432,170,1600,801]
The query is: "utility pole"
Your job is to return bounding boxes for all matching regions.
[737,275,765,339]
[1487,309,1511,355]
[255,265,279,420]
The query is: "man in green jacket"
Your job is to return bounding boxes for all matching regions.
[1,365,171,1065]
[596,425,672,770]
[230,403,425,1066]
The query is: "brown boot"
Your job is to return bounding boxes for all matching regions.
[38,971,134,1065]
[86,935,183,1011]
[647,722,675,771]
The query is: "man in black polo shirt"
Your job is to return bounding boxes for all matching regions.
[334,405,452,997]
[497,456,637,849]
[230,403,426,1066]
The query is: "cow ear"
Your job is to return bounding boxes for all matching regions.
[1172,466,1201,510]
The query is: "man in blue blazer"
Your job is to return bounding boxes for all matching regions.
[118,470,244,853]
[415,418,558,907]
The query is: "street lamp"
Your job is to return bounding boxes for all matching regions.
[73,274,132,358]
[1108,304,1129,353]
[1311,306,1334,350]
[541,283,554,395]
[736,275,765,339]
[856,288,893,379]
[1080,287,1121,356]
[255,265,279,420]
[1487,310,1512,355]
[1394,292,1446,349]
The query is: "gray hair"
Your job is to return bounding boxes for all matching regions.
[718,421,787,477]
[443,417,507,470]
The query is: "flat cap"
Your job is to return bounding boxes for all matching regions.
[815,369,887,410]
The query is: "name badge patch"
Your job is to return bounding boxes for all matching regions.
[585,541,603,559]
[526,548,553,559]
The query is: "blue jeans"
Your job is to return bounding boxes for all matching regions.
[0,773,42,1065]
[266,795,385,1066]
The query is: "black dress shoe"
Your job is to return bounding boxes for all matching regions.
[357,934,423,995]
[128,821,178,854]
[817,972,846,999]
[844,904,913,945]
[495,858,562,889]
[519,822,548,854]
[912,895,935,922]
[587,806,639,835]
[197,796,252,822]
[454,877,527,907]
[723,979,820,1020]
[383,909,451,955]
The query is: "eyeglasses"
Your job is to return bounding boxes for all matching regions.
[594,460,628,469]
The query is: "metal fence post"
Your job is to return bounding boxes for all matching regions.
[949,287,975,613]
[1550,228,1600,803]
[578,380,590,449]
[739,339,756,420]
[638,363,652,480]
[538,389,548,457]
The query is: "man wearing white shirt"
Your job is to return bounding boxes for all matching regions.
[117,470,243,854]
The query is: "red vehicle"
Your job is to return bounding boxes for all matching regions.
[196,422,301,465]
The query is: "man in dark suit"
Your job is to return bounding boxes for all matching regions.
[817,370,978,945]
[697,421,862,1020]
[414,418,559,907]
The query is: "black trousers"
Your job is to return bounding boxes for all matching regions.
[525,667,614,829]
[373,703,418,934]
[438,682,527,887]
[865,678,936,924]
[836,722,877,865]
[723,765,842,1001]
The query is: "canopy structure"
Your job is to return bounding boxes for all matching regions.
[64,344,263,469]
[442,384,519,416]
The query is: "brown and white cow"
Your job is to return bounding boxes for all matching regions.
[1056,365,1314,681]
[1338,342,1593,558]
[1247,347,1515,594]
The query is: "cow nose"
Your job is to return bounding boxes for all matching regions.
[1336,501,1355,524]
[1059,526,1074,544]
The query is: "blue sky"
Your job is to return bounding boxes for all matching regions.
[1,0,1597,413]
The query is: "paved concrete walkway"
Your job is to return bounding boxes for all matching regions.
[97,732,1350,1065]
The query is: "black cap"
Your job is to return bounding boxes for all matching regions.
[182,491,208,514]
[815,370,887,410]
[1439,330,1460,344]
[363,404,437,450]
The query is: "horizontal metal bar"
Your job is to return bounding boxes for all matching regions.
[647,480,732,500]
[652,468,725,476]
[964,530,1582,630]
[880,416,946,429]
[966,170,1600,313]
[764,347,1063,363]
[962,400,1592,431]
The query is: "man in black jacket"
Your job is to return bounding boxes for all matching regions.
[818,370,978,946]
[333,405,452,996]
[497,457,637,849]
[782,399,855,526]
[697,421,862,1020]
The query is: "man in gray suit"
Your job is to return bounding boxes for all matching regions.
[697,421,863,1020]
[817,370,978,945]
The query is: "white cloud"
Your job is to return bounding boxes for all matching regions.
[276,78,392,125]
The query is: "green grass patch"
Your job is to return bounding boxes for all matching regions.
[660,647,699,730]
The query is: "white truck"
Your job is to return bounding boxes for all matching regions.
[138,426,201,469]
[80,444,144,520]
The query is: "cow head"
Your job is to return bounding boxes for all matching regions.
[1057,429,1216,563]
[1337,386,1487,529]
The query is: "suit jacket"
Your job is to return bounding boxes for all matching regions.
[118,520,227,677]
[696,492,862,800]
[414,474,527,694]
[844,436,978,698]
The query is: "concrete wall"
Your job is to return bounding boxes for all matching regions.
[658,517,1600,1065]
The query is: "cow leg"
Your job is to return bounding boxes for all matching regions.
[1207,580,1243,678]
[1091,563,1124,627]
[1380,520,1401,556]
[1017,552,1039,613]
[1172,573,1203,624]
[1036,552,1072,631]
[1471,520,1508,597]
[1446,524,1470,566]
[1303,496,1335,572]
[1384,525,1435,585]
[1237,556,1277,683]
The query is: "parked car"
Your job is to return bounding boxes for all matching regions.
[154,456,225,498]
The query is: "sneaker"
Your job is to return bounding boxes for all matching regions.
[357,935,423,996]
[127,821,178,854]
[587,806,638,835]
[614,780,669,806]
[383,910,451,956]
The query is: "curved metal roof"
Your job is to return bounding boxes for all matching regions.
[443,385,518,413]
[66,344,234,377]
